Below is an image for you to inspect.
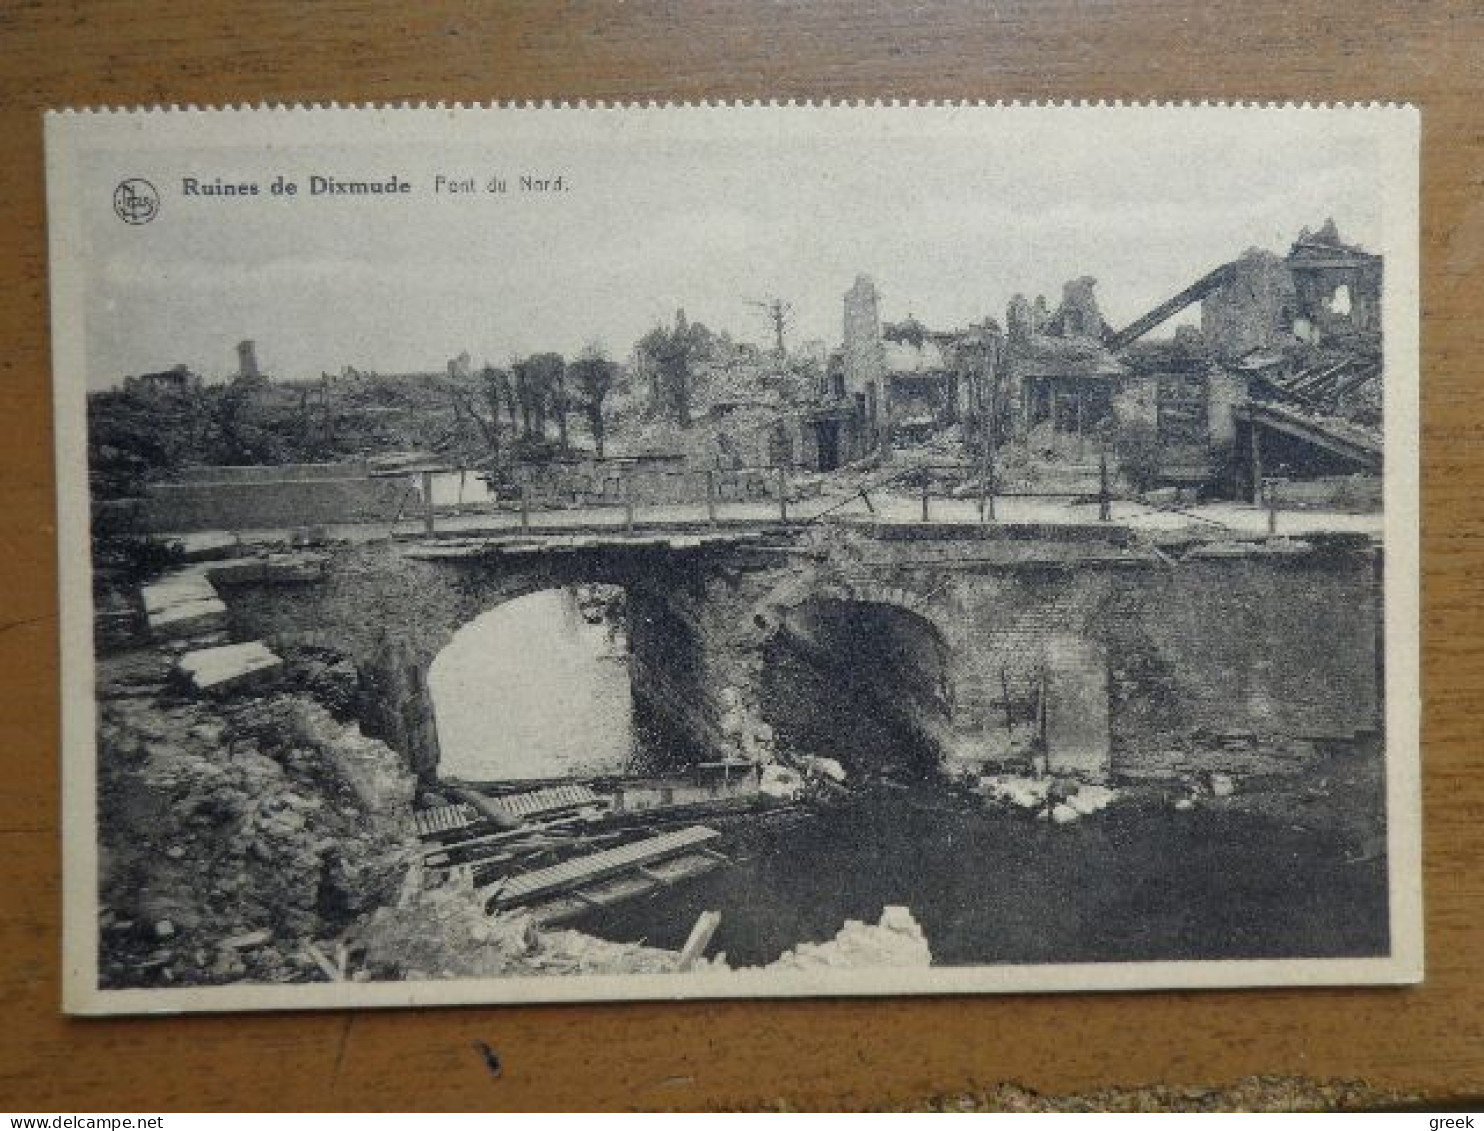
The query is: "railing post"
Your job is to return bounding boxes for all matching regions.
[706,469,717,526]
[1098,451,1111,522]
[1266,479,1279,535]
[777,465,788,523]
[624,478,635,533]
[519,482,530,530]
[421,469,436,536]
[1250,424,1265,506]
[921,480,930,522]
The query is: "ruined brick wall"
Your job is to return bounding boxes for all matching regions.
[940,542,1381,778]
[1128,546,1381,760]
[172,461,372,484]
[135,476,409,533]
[509,460,785,508]
[842,276,886,446]
[1201,251,1298,360]
[1206,368,1249,453]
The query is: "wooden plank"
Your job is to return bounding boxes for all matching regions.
[676,910,723,971]
[413,802,481,839]
[492,784,604,820]
[523,853,727,926]
[485,826,721,906]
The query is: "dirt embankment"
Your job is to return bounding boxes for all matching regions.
[97,648,418,988]
[97,633,936,989]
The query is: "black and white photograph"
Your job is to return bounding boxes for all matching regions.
[46,104,1421,1013]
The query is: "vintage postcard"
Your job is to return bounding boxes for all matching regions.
[46,103,1421,1014]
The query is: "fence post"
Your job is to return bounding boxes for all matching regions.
[777,465,788,523]
[1266,479,1279,535]
[921,480,930,522]
[519,482,530,530]
[421,469,436,536]
[624,477,636,533]
[706,470,717,526]
[1098,451,1111,522]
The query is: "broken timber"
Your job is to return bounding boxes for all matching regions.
[480,825,723,921]
[416,784,605,841]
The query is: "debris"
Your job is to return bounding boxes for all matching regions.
[301,940,344,981]
[176,641,283,696]
[675,910,722,972]
[141,573,228,641]
[759,764,804,800]
[448,785,526,831]
[807,756,848,784]
[978,775,1051,811]
[1067,784,1119,815]
[1050,803,1079,825]
[153,919,176,940]
[219,928,272,950]
[1209,772,1237,798]
[765,906,931,971]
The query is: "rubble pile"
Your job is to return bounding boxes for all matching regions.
[764,906,932,971]
[359,875,934,979]
[357,870,682,980]
[977,774,1121,824]
[97,669,417,989]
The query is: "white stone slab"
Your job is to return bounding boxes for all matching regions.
[177,641,282,694]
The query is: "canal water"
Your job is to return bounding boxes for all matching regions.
[428,586,638,781]
[581,793,1389,966]
[427,585,1389,965]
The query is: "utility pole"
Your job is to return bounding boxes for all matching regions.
[980,379,998,523]
[747,298,793,357]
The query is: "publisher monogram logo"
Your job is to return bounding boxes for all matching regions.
[113,178,159,224]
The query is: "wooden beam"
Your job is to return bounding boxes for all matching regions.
[676,910,723,972]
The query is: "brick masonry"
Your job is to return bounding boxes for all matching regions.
[209,526,1382,785]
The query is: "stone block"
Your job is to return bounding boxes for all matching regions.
[204,557,268,585]
[263,552,329,582]
[143,571,229,640]
[147,596,229,641]
[172,532,243,562]
[177,641,283,695]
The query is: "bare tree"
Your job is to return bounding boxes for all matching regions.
[639,309,702,427]
[569,344,620,458]
[445,367,509,466]
[747,297,794,356]
[511,352,566,444]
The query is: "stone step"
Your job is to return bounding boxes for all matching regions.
[176,641,283,695]
[141,573,228,641]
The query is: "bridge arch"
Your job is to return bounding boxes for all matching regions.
[753,592,956,778]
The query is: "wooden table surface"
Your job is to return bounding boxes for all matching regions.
[2,0,1481,1111]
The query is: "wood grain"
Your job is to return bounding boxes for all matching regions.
[2,0,1481,1111]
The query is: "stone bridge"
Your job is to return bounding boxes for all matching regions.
[213,519,1384,786]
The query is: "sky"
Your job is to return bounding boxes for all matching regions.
[77,111,1387,388]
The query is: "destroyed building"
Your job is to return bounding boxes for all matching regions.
[837,274,1007,454]
[122,363,199,395]
[823,221,1383,503]
[1202,220,1382,359]
[1004,220,1384,500]
[1194,221,1384,501]
[1006,281,1126,460]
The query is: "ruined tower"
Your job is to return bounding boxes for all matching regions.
[236,339,260,380]
[1050,276,1108,340]
[842,275,886,446]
